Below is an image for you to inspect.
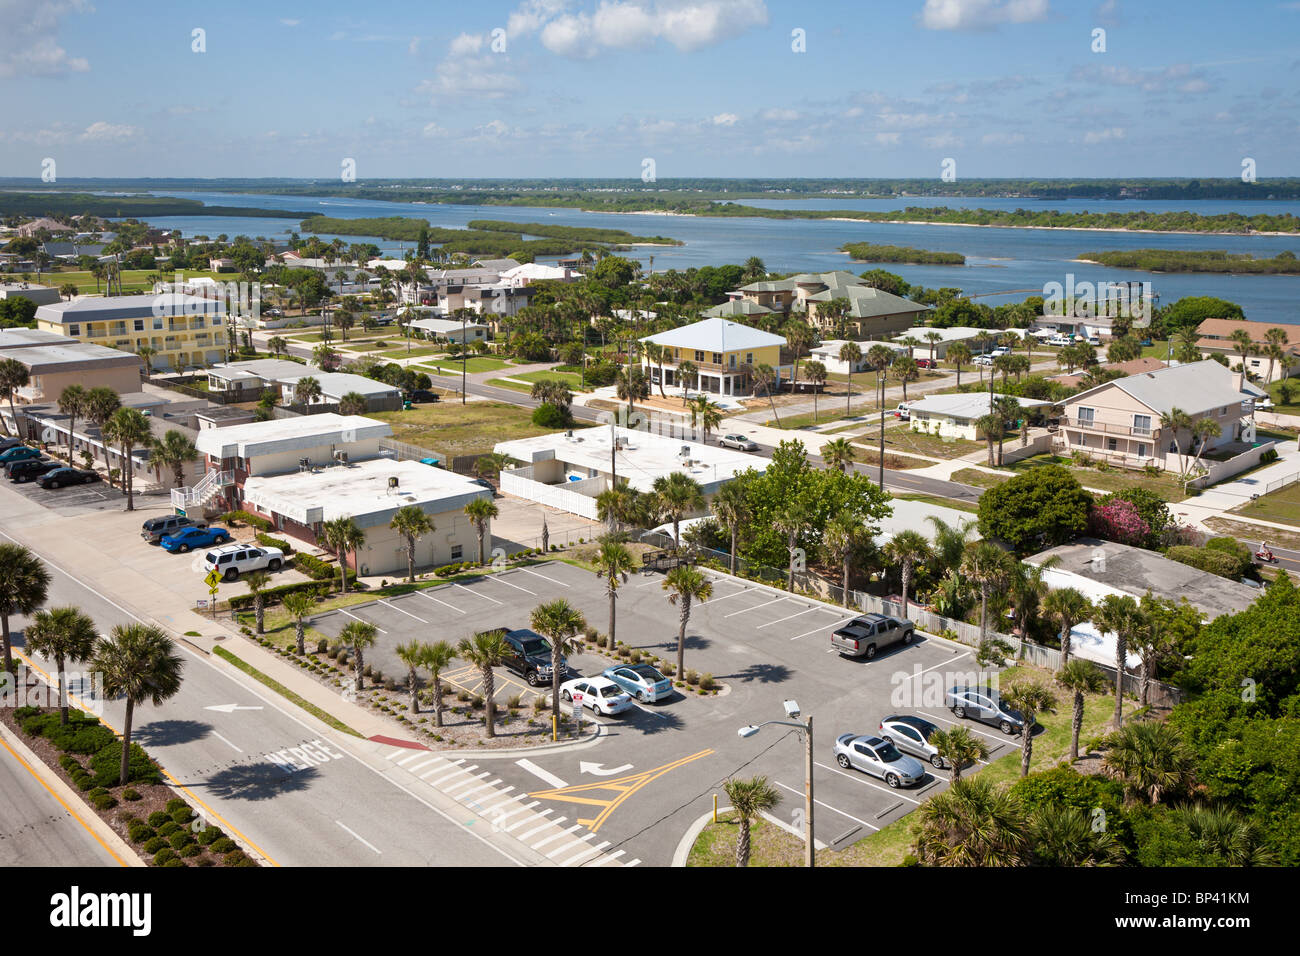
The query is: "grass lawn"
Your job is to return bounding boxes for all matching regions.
[893,492,979,513]
[495,369,586,390]
[1,268,225,294]
[871,424,987,459]
[1264,378,1300,415]
[1205,516,1300,549]
[213,645,361,737]
[765,408,857,430]
[371,400,579,459]
[954,454,1190,501]
[1229,480,1300,527]
[377,346,450,360]
[419,356,510,374]
[688,815,808,867]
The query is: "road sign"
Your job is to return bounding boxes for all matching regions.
[196,599,208,609]
[204,570,221,588]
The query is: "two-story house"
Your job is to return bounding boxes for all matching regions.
[34,293,227,371]
[638,318,790,397]
[1055,360,1258,472]
[1195,318,1300,384]
[730,271,931,340]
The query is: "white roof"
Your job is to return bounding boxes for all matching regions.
[279,372,402,399]
[407,317,488,334]
[908,392,1054,419]
[209,358,321,383]
[1069,360,1256,417]
[496,425,763,494]
[875,498,980,547]
[242,458,489,529]
[640,318,786,353]
[812,339,907,356]
[893,326,986,343]
[194,413,391,459]
[501,263,581,282]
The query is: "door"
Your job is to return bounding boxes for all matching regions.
[853,742,878,774]
[893,724,924,757]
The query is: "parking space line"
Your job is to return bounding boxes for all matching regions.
[756,606,820,629]
[453,581,503,605]
[396,751,427,766]
[625,859,642,867]
[413,590,466,615]
[515,566,569,587]
[724,596,789,618]
[775,781,880,832]
[381,599,430,624]
[789,616,857,641]
[336,820,382,855]
[533,823,583,851]
[901,651,972,681]
[484,573,536,595]
[814,761,923,804]
[338,608,388,634]
[917,710,1008,752]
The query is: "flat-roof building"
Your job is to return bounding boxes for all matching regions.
[0,341,143,404]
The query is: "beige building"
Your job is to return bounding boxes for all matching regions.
[1055,360,1257,471]
[2,341,143,404]
[1195,318,1300,384]
[733,271,931,340]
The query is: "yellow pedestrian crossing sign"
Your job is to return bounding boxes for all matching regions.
[204,570,221,588]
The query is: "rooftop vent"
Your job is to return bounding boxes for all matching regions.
[334,450,349,466]
[298,457,311,472]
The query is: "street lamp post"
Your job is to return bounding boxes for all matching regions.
[738,699,814,868]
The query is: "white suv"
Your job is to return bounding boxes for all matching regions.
[204,543,285,581]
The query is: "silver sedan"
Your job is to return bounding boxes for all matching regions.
[832,734,927,788]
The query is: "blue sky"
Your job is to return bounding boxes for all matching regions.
[2,0,1299,179]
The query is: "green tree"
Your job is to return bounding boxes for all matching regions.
[0,543,50,676]
[772,501,811,591]
[1094,593,1145,727]
[948,341,971,387]
[529,599,587,719]
[930,726,990,782]
[0,357,29,437]
[651,471,705,548]
[1100,720,1195,804]
[464,496,499,566]
[1003,680,1057,777]
[293,376,322,405]
[722,776,781,867]
[57,384,86,458]
[838,341,862,417]
[977,465,1092,555]
[960,540,1013,646]
[337,391,368,416]
[244,571,271,634]
[83,386,121,470]
[884,529,932,616]
[395,640,427,714]
[752,363,780,426]
[820,437,856,473]
[1029,805,1127,866]
[593,537,637,647]
[24,606,97,725]
[663,565,712,678]
[822,510,869,607]
[805,360,828,422]
[103,407,151,509]
[710,481,749,575]
[1056,658,1108,761]
[421,640,456,728]
[1043,586,1093,669]
[340,619,378,693]
[911,776,1029,867]
[321,516,365,594]
[93,624,184,786]
[282,591,315,656]
[147,429,198,489]
[389,505,434,583]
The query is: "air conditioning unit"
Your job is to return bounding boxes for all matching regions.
[388,476,400,490]
[298,457,311,472]
[334,450,349,465]
[680,445,690,457]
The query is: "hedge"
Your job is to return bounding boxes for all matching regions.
[219,510,274,532]
[293,551,356,584]
[255,532,295,554]
[228,579,334,610]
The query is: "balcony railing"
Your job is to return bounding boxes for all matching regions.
[1060,416,1154,438]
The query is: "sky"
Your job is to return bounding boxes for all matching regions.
[1,0,1299,180]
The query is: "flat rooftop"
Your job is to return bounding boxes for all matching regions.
[2,341,143,370]
[876,498,979,546]
[194,413,391,459]
[496,425,764,493]
[242,458,490,528]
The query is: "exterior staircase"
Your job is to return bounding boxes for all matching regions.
[171,468,232,513]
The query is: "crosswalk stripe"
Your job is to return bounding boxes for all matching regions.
[518,815,564,840]
[533,824,582,851]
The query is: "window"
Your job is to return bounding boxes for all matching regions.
[1077,406,1095,424]
[450,544,463,560]
[693,350,704,362]
[745,352,753,365]
[1137,443,1149,457]
[153,317,163,330]
[728,354,737,368]
[712,353,723,364]
[1107,437,1117,451]
[69,324,80,336]
[133,319,144,332]
[1133,414,1151,432]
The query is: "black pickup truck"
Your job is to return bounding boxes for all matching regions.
[496,628,570,686]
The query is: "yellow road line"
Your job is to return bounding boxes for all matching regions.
[16,649,281,867]
[0,732,129,867]
[528,749,714,832]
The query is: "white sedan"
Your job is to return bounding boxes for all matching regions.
[560,676,633,716]
[718,434,759,451]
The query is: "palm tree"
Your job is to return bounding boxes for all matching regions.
[395,640,427,714]
[83,386,121,470]
[389,505,434,583]
[893,355,919,402]
[676,359,698,403]
[723,776,781,867]
[820,437,856,473]
[947,341,971,388]
[1186,416,1222,480]
[57,384,86,459]
[960,541,1013,646]
[975,412,1002,467]
[338,391,368,416]
[1007,555,1057,645]
[1100,720,1195,804]
[822,510,867,607]
[147,429,198,488]
[926,515,975,573]
[244,571,271,634]
[530,598,587,718]
[1158,406,1193,473]
[911,776,1029,867]
[1029,805,1127,866]
[772,501,811,591]
[293,376,322,405]
[930,726,990,782]
[711,481,749,575]
[596,482,643,536]
[474,452,513,482]
[752,363,780,426]
[1093,593,1144,727]
[802,359,828,423]
[593,537,636,647]
[691,396,723,445]
[884,529,932,616]
[1002,680,1056,777]
[282,591,315,655]
[1229,326,1255,385]
[1173,805,1276,866]
[268,335,288,358]
[651,471,705,548]
[93,624,184,786]
[992,395,1020,466]
[464,496,499,566]
[614,364,648,415]
[421,640,456,727]
[340,619,378,693]
[24,606,96,725]
[321,516,364,593]
[1043,587,1093,668]
[663,565,712,678]
[1055,658,1107,761]
[103,407,151,509]
[0,358,29,436]
[0,542,51,676]
[838,341,862,417]
[458,629,508,737]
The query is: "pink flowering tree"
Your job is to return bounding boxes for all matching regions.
[1089,498,1150,547]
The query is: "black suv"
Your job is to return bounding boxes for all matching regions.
[7,459,60,483]
[498,628,568,686]
[141,514,209,544]
[409,389,440,403]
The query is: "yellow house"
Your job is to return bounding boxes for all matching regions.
[33,293,229,371]
[640,318,788,397]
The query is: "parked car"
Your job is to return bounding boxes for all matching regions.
[0,445,42,466]
[878,714,946,769]
[1046,334,1073,347]
[603,662,673,702]
[499,628,568,686]
[832,733,927,788]
[915,357,937,370]
[0,436,26,453]
[36,467,98,489]
[470,478,495,493]
[203,543,285,580]
[973,354,994,366]
[947,685,1026,735]
[894,403,910,420]
[6,459,59,483]
[161,525,233,553]
[408,389,440,403]
[989,346,1012,358]
[718,434,759,451]
[830,613,915,659]
[560,676,633,716]
[141,514,209,544]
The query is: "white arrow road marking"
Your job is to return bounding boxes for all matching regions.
[579,761,633,776]
[204,703,264,713]
[515,758,568,789]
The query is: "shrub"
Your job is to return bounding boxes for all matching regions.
[169,831,192,851]
[210,837,236,854]
[255,531,295,554]
[171,806,194,826]
[685,669,700,686]
[1260,448,1279,465]
[147,810,169,828]
[90,741,161,787]
[220,510,273,532]
[228,578,334,609]
[317,638,329,654]
[195,856,215,867]
[1164,544,1244,580]
[224,849,250,866]
[90,791,118,810]
[153,847,177,866]
[162,857,186,868]
[128,823,154,843]
[122,788,142,801]
[699,673,716,691]
[180,844,203,858]
[661,662,676,676]
[157,821,180,837]
[143,837,168,854]
[197,826,223,846]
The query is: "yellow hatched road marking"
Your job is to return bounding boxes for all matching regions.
[527,749,714,832]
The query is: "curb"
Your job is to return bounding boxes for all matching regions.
[672,807,728,867]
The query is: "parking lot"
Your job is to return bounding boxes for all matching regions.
[3,468,131,514]
[305,559,1014,864]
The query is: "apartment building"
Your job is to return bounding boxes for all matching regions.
[731,271,931,339]
[1,341,143,404]
[34,293,228,370]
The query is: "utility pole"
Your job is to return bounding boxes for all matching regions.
[462,308,468,405]
[803,714,815,869]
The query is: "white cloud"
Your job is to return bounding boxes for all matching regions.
[0,0,91,79]
[422,122,449,138]
[532,0,769,57]
[712,112,738,126]
[875,109,957,130]
[919,0,1050,30]
[507,0,569,36]
[875,132,902,145]
[280,18,300,26]
[80,121,138,142]
[761,108,799,121]
[924,132,965,148]
[421,56,521,98]
[449,32,485,56]
[1083,126,1125,144]
[981,131,1025,145]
